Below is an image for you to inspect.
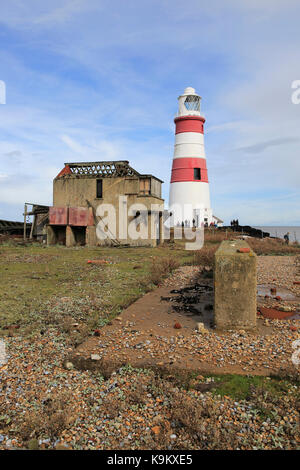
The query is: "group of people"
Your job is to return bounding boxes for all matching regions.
[176,219,218,228]
[230,219,239,228]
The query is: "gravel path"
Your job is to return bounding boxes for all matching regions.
[257,256,300,294]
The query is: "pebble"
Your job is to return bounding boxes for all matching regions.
[91,354,101,361]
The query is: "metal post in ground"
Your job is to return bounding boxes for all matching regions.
[23,203,27,241]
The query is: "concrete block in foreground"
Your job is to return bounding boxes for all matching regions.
[214,240,257,330]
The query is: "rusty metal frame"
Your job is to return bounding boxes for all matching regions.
[64,161,140,178]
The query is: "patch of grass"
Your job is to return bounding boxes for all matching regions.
[206,373,294,401]
[0,244,193,339]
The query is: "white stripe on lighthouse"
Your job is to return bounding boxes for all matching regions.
[173,131,206,158]
[174,132,205,145]
[174,143,206,158]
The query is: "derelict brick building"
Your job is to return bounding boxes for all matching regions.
[47,161,164,247]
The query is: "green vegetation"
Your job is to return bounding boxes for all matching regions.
[0,232,299,339]
[0,243,193,338]
[207,373,293,400]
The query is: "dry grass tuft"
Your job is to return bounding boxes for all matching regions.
[194,245,218,268]
[19,392,72,442]
[247,237,300,255]
[149,256,180,285]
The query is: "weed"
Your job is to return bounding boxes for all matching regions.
[194,245,218,268]
[19,392,72,442]
[149,256,180,285]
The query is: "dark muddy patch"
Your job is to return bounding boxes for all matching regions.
[161,283,214,327]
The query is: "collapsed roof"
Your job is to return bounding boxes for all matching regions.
[55,161,163,182]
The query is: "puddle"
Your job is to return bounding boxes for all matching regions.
[259,306,300,320]
[257,284,298,301]
[290,313,300,320]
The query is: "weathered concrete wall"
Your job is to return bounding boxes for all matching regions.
[214,240,257,331]
[52,175,164,247]
[53,177,163,211]
[47,225,56,245]
[86,226,96,247]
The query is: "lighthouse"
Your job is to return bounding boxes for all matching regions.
[169,87,213,228]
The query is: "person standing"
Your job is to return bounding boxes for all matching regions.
[284,232,290,245]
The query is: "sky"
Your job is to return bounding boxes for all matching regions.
[0,0,299,225]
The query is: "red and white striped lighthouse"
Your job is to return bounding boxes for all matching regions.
[169,87,212,227]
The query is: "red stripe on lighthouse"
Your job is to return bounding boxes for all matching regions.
[171,157,208,183]
[174,115,205,134]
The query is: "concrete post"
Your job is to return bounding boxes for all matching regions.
[147,212,156,247]
[66,225,76,247]
[47,225,56,245]
[86,226,97,247]
[214,240,257,331]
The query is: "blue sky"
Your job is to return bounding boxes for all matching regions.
[0,0,299,225]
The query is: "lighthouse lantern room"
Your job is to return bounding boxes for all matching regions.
[169,87,213,227]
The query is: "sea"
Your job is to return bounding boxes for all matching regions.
[253,226,300,243]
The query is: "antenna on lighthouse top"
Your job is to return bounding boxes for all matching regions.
[177,86,201,117]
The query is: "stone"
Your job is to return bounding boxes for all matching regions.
[28,439,39,450]
[214,240,257,331]
[91,354,101,361]
[55,443,72,450]
[279,306,292,312]
[152,426,160,435]
[196,322,207,334]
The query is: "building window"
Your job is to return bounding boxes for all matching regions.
[139,178,150,195]
[194,168,201,180]
[96,179,103,198]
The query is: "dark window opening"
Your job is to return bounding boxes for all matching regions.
[72,226,86,246]
[96,179,103,198]
[194,168,201,180]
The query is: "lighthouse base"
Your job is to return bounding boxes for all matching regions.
[169,181,213,227]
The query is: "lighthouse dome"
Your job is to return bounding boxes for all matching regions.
[183,87,196,95]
